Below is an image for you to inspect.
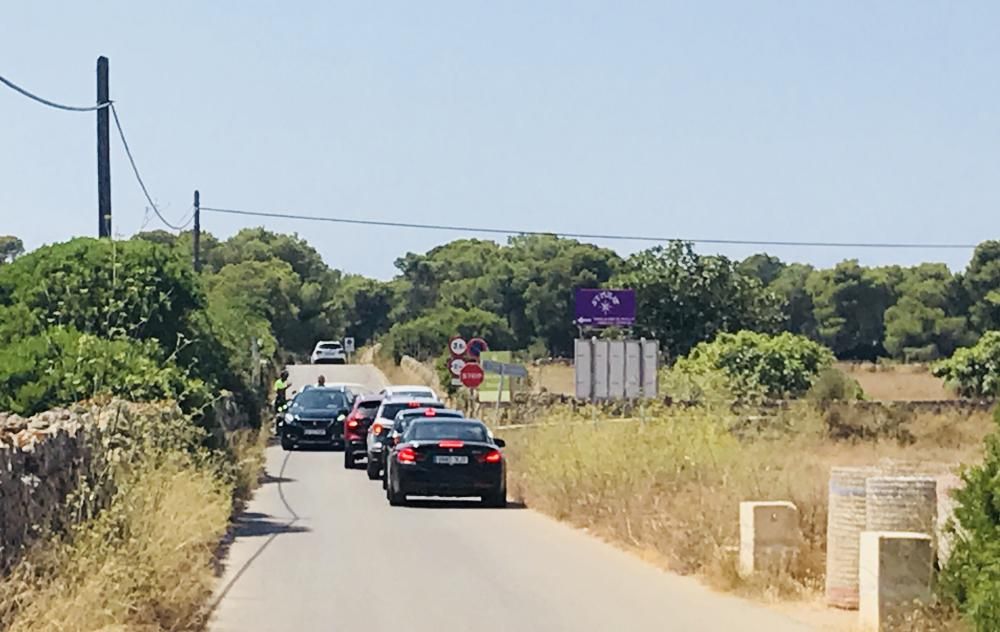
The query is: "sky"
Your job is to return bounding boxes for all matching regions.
[2,1,999,279]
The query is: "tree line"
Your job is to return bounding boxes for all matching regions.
[3,228,1000,414]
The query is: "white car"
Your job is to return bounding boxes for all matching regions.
[311,340,347,364]
[378,385,439,401]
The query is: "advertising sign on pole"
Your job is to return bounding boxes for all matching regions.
[574,289,636,327]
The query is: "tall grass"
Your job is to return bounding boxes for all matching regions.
[505,402,990,601]
[0,403,266,631]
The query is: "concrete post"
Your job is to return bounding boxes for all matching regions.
[858,531,934,631]
[739,501,800,577]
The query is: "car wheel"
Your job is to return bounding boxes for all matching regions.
[343,448,354,469]
[481,486,507,508]
[281,436,294,451]
[387,480,405,506]
[366,458,380,480]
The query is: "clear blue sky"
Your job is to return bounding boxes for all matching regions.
[3,1,998,278]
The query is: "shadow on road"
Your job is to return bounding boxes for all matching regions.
[402,498,528,510]
[261,473,295,485]
[232,512,311,538]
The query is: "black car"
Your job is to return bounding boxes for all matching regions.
[280,387,352,451]
[381,407,465,488]
[384,419,506,507]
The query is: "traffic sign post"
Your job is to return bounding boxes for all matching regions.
[344,337,355,363]
[448,357,467,377]
[449,336,468,357]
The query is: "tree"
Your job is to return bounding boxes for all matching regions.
[615,242,781,359]
[806,260,894,360]
[0,236,24,264]
[963,241,1000,333]
[932,331,1000,397]
[382,306,514,362]
[739,253,786,286]
[883,263,971,360]
[331,275,394,345]
[768,263,818,337]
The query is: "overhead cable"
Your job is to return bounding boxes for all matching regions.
[0,72,111,112]
[199,206,978,250]
[110,104,189,231]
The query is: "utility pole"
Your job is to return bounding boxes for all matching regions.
[96,56,111,238]
[193,190,201,271]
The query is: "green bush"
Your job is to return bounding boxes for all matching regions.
[938,406,1000,629]
[806,368,865,404]
[381,306,513,362]
[933,332,1000,398]
[0,328,208,416]
[666,330,835,402]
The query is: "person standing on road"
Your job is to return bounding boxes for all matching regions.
[273,370,291,434]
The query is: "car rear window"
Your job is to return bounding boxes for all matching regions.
[379,401,444,420]
[406,421,488,443]
[318,342,342,349]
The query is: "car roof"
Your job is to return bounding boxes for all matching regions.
[381,393,439,403]
[395,407,463,418]
[296,386,349,394]
[381,385,436,394]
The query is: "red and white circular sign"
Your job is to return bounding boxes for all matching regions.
[460,363,485,389]
[448,357,467,376]
[449,336,468,357]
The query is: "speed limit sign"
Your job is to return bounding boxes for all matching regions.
[449,336,468,357]
[448,357,467,376]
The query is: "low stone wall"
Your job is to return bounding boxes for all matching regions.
[0,408,100,570]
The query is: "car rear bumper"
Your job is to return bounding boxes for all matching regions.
[395,467,504,497]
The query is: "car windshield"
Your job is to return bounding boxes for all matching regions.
[291,390,349,411]
[379,401,443,420]
[318,343,341,349]
[406,421,489,443]
[355,400,380,419]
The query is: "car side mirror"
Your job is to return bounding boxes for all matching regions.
[494,438,506,448]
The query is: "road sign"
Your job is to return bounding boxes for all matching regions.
[575,289,636,327]
[467,337,489,358]
[460,363,485,389]
[481,359,528,378]
[343,337,355,353]
[449,336,468,357]
[448,357,467,376]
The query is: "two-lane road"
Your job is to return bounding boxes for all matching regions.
[209,365,816,631]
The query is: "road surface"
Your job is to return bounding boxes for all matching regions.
[209,364,816,632]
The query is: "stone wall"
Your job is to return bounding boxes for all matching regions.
[0,408,99,570]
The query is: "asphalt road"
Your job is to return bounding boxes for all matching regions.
[209,364,816,632]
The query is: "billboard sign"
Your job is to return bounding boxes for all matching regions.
[575,289,636,327]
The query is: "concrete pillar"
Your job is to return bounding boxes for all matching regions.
[859,531,934,631]
[739,501,800,577]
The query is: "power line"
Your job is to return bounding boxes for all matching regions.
[199,206,979,250]
[0,72,111,112]
[110,104,189,231]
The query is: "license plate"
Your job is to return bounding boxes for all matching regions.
[434,455,468,465]
[303,429,326,436]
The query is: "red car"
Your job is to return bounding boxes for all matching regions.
[343,395,381,469]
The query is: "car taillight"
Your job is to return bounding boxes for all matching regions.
[371,423,383,435]
[398,447,417,463]
[347,419,359,429]
[407,401,420,408]
[438,440,464,449]
[424,408,436,416]
[481,449,502,464]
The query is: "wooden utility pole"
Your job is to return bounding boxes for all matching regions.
[193,190,201,271]
[96,56,111,238]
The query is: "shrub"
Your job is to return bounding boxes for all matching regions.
[806,368,866,404]
[933,332,1000,398]
[381,306,513,362]
[666,330,835,402]
[0,328,209,416]
[938,405,1000,629]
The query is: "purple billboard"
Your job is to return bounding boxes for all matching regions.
[574,289,636,327]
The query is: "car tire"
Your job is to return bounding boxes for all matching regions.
[281,436,294,451]
[366,459,380,480]
[343,448,354,469]
[387,481,405,506]
[481,486,507,508]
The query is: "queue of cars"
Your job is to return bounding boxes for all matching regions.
[280,381,507,508]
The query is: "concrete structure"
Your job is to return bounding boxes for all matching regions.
[859,531,934,631]
[739,501,800,577]
[826,465,882,608]
[865,475,937,538]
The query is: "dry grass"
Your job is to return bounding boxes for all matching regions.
[504,402,991,605]
[836,362,954,401]
[527,364,576,395]
[0,419,267,631]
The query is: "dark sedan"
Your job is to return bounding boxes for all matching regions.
[381,407,465,488]
[280,387,352,451]
[384,419,506,507]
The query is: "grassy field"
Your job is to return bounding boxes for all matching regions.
[528,361,955,402]
[503,401,990,624]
